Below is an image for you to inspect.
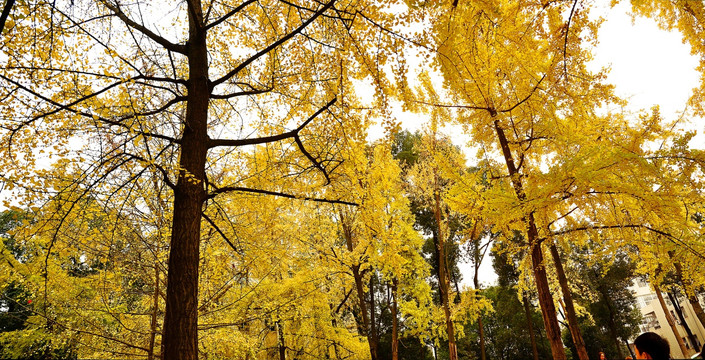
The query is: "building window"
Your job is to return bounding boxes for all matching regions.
[683,337,690,349]
[637,277,649,288]
[641,312,660,330]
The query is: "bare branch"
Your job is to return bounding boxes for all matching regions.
[208,97,335,147]
[208,186,356,206]
[204,0,258,30]
[211,0,337,88]
[99,0,187,54]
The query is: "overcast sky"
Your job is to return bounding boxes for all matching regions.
[463,0,701,288]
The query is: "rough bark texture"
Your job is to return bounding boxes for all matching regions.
[523,293,540,360]
[654,283,689,358]
[493,118,566,360]
[277,320,286,360]
[434,191,458,360]
[549,243,589,360]
[161,2,208,359]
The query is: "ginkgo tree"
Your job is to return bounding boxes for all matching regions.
[0,0,405,359]
[403,1,705,359]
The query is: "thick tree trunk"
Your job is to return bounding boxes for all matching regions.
[434,191,458,360]
[162,2,209,360]
[493,118,566,360]
[655,283,689,358]
[523,293,540,360]
[669,291,700,353]
[391,280,399,360]
[549,243,589,360]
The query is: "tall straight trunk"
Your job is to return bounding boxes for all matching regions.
[341,214,378,360]
[549,243,589,360]
[654,283,689,357]
[369,276,379,356]
[162,2,209,359]
[434,191,458,360]
[492,118,566,360]
[625,338,636,359]
[668,291,700,353]
[473,261,486,360]
[277,320,286,360]
[391,280,399,360]
[673,259,705,334]
[148,266,160,360]
[523,293,540,360]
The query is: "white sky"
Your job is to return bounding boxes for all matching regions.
[460,1,702,288]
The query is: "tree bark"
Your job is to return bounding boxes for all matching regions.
[493,118,566,360]
[669,291,700,353]
[434,191,458,360]
[655,283,689,358]
[162,1,209,359]
[473,236,487,360]
[523,293,540,360]
[549,243,589,360]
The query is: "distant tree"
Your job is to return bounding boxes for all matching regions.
[567,243,641,359]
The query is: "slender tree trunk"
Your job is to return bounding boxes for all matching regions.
[162,1,209,359]
[148,266,160,360]
[391,280,399,360]
[369,275,379,357]
[549,243,589,360]
[523,293,540,360]
[434,191,458,360]
[673,259,705,334]
[341,214,378,360]
[473,260,486,360]
[625,338,636,359]
[493,118,566,360]
[669,291,700,353]
[277,320,286,360]
[655,283,689,358]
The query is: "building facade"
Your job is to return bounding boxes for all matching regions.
[630,278,705,359]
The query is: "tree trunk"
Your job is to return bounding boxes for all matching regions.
[369,275,379,358]
[391,280,399,360]
[434,191,458,360]
[162,1,209,359]
[673,259,705,335]
[523,293,540,360]
[655,283,689,358]
[669,291,700,353]
[277,320,286,360]
[493,118,566,360]
[549,243,589,360]
[473,260,487,360]
[341,213,378,360]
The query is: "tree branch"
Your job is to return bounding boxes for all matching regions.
[211,0,337,88]
[208,186,356,206]
[204,0,258,30]
[99,0,186,54]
